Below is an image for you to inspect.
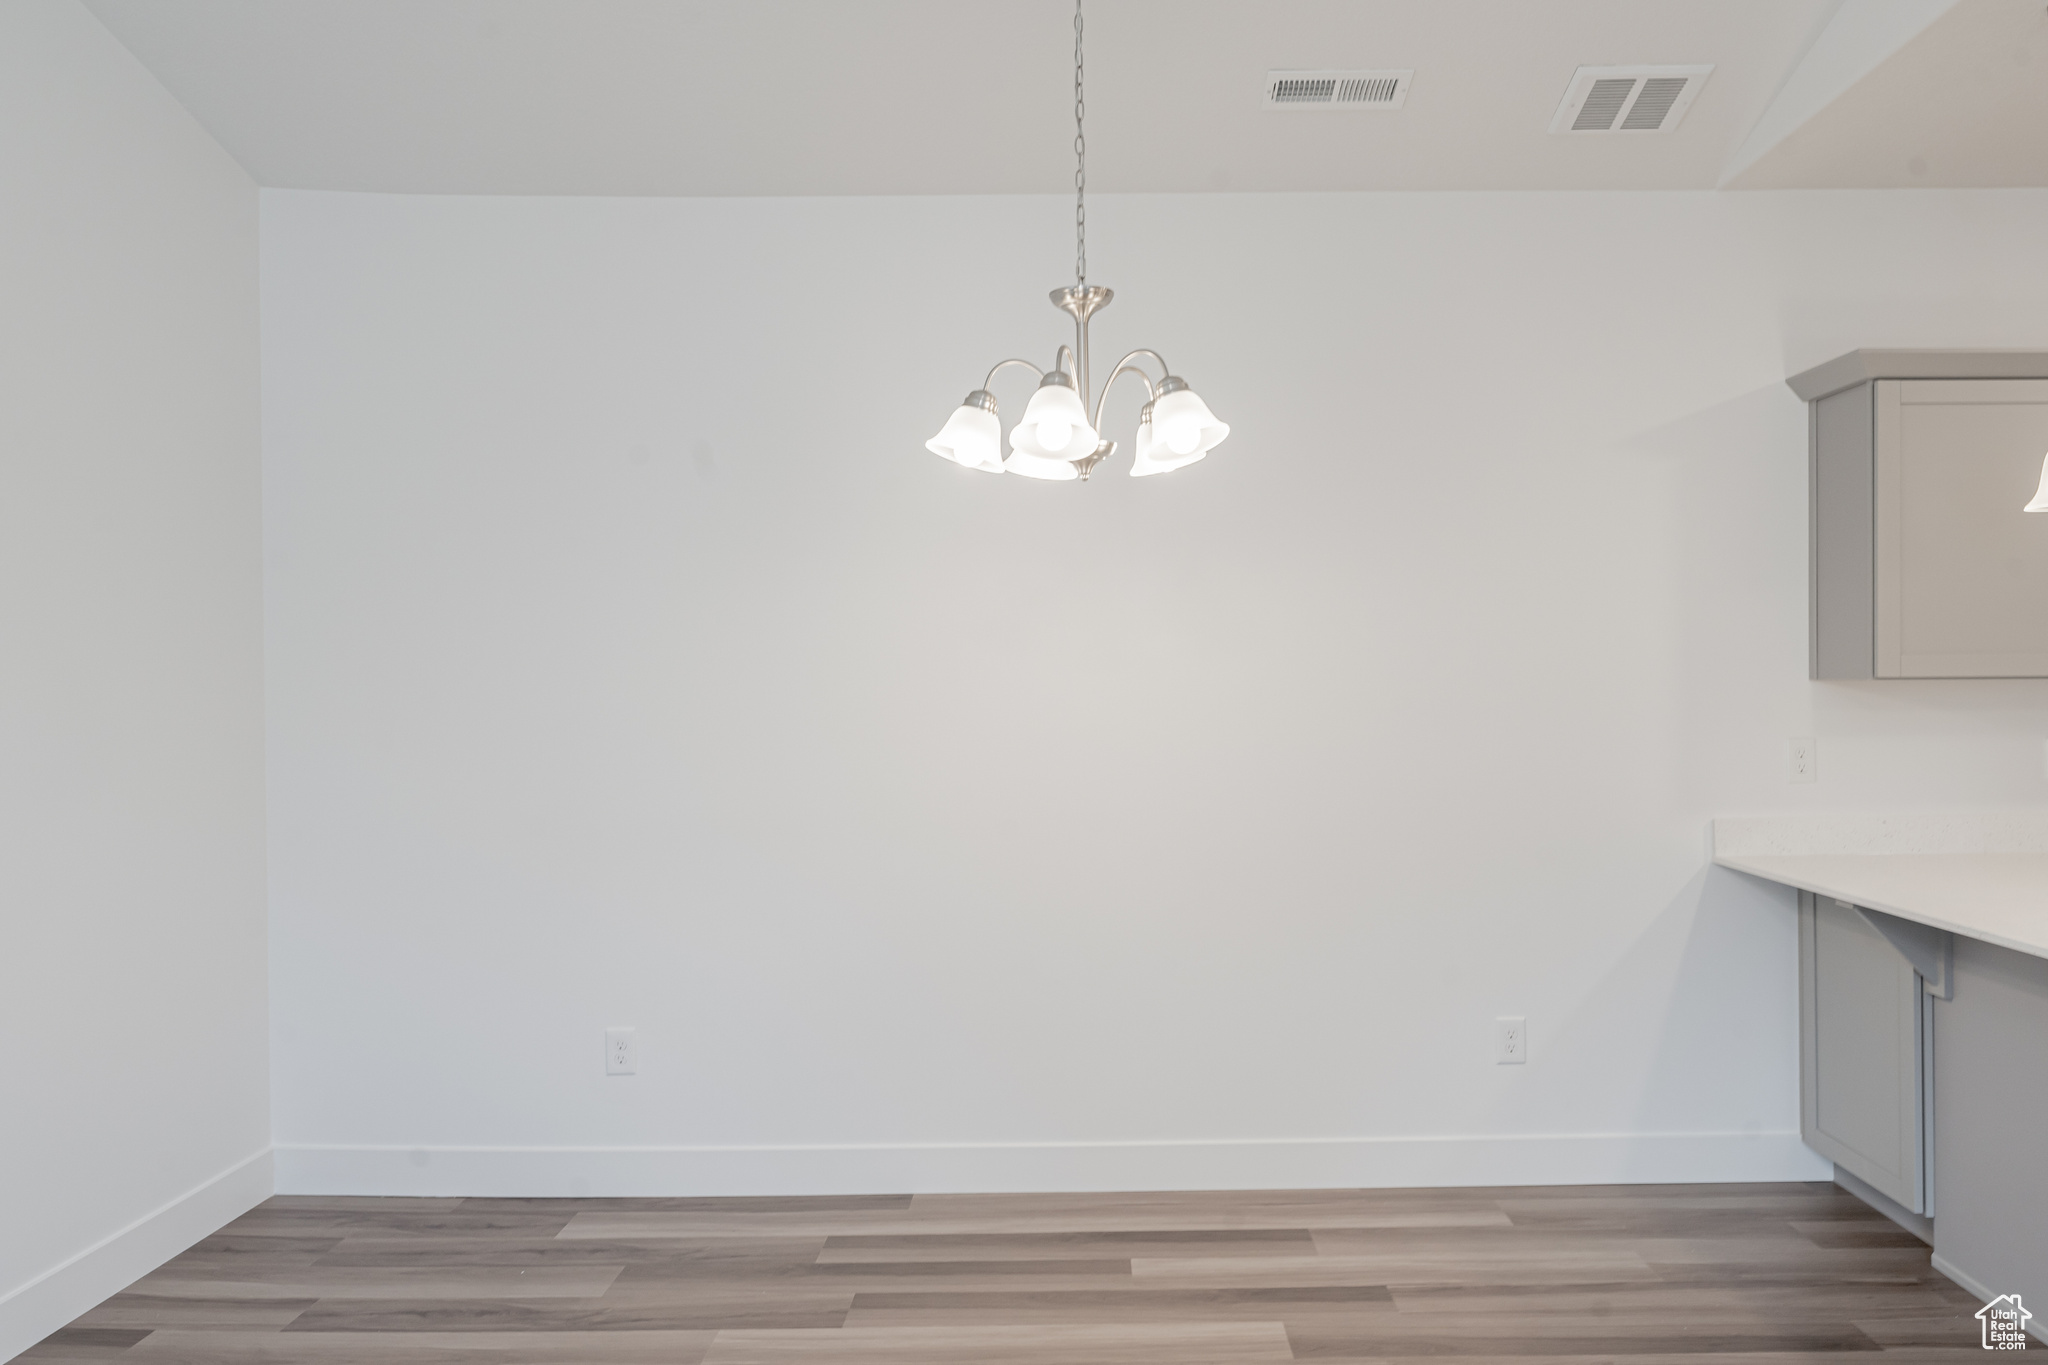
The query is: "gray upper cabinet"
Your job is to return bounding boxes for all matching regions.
[1791,351,2048,679]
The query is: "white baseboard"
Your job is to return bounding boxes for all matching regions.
[275,1130,1829,1198]
[1931,1252,2048,1346]
[0,1147,272,1364]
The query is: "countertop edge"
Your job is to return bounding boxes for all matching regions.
[1714,851,2048,962]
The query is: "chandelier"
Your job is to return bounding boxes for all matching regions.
[925,0,1229,482]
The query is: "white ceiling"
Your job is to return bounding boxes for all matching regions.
[77,0,2048,196]
[1729,0,2048,188]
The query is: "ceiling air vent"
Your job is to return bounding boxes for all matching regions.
[1264,69,1412,110]
[1549,65,1712,133]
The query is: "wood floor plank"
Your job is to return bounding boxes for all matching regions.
[1389,1278,1977,1321]
[1307,1225,1679,1258]
[698,1321,1295,1364]
[71,1294,317,1330]
[802,1257,1132,1278]
[1632,1237,1951,1274]
[174,1235,347,1268]
[1137,1250,1660,1287]
[1426,1182,1842,1201]
[816,1229,1316,1262]
[280,1295,851,1333]
[1789,1218,1928,1249]
[264,1198,469,1213]
[906,1190,1506,1217]
[459,1195,911,1214]
[1496,1191,1873,1214]
[559,1205,1507,1239]
[783,1262,1139,1295]
[1299,1356,1981,1365]
[12,1327,153,1359]
[1286,1316,1888,1357]
[225,1210,576,1241]
[125,1265,625,1301]
[313,1235,826,1272]
[1493,1194,1881,1233]
[121,1327,718,1362]
[840,1283,1396,1326]
[1855,1309,2005,1349]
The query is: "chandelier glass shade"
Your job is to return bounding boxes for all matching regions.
[925,0,1227,484]
[1005,448,1084,482]
[924,392,1005,473]
[1131,404,1204,478]
[2026,452,2048,512]
[1011,373,1097,459]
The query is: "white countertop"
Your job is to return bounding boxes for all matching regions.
[1713,814,2048,962]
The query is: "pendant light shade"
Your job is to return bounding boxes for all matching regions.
[1004,449,1082,481]
[1010,372,1096,460]
[926,392,1005,472]
[1148,379,1229,460]
[2027,452,2048,512]
[1129,405,1205,477]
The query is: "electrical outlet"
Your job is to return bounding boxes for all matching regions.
[1494,1016,1526,1065]
[604,1027,637,1076]
[1789,737,1816,784]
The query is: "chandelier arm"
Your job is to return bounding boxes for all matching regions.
[981,357,1046,390]
[1119,348,1171,379]
[1089,349,1171,423]
[1092,358,1161,431]
[1056,343,1077,383]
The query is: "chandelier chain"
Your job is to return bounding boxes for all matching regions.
[1074,0,1086,290]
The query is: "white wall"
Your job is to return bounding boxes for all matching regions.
[0,1,268,1356]
[261,186,2048,1196]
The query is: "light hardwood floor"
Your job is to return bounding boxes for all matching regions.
[18,1182,1989,1362]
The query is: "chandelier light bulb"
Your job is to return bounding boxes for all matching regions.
[2026,451,2048,512]
[918,0,1229,485]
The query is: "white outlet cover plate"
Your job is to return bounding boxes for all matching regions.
[604,1026,637,1076]
[1790,737,1816,784]
[1494,1016,1526,1065]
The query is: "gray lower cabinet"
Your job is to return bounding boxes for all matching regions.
[1799,893,1934,1213]
[1933,937,2048,1323]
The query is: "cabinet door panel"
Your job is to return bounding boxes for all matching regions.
[1801,895,1925,1211]
[1879,379,2048,677]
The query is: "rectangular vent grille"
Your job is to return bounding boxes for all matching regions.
[1571,78,1635,131]
[1621,76,1689,129]
[1550,65,1712,133]
[1265,69,1412,110]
